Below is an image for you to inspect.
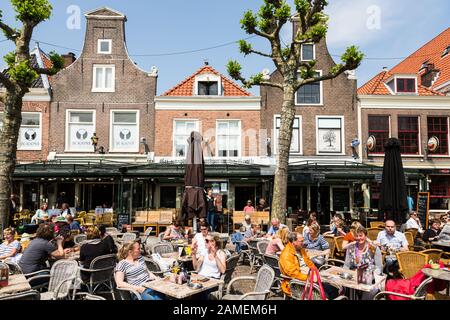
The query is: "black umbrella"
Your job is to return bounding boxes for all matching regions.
[181,131,206,230]
[379,138,408,224]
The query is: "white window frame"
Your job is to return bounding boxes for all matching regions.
[65,109,96,152]
[172,119,200,158]
[301,43,315,61]
[295,70,323,106]
[97,39,112,54]
[394,75,418,94]
[18,112,42,151]
[92,64,115,92]
[109,110,140,153]
[194,73,222,96]
[273,114,303,155]
[316,115,345,156]
[216,120,241,158]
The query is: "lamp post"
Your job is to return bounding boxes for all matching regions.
[91,132,99,153]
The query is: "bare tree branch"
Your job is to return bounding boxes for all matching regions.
[0,21,18,40]
[252,28,275,41]
[248,49,273,59]
[259,80,284,90]
[294,65,352,90]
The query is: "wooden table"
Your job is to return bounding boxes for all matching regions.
[422,268,450,282]
[320,266,386,297]
[431,241,450,250]
[144,274,222,299]
[306,249,330,259]
[0,274,32,297]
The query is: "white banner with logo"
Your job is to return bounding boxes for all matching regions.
[18,127,41,150]
[112,124,138,151]
[68,124,95,151]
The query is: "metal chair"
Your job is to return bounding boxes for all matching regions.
[248,239,268,273]
[263,254,283,291]
[222,264,274,300]
[257,241,269,256]
[116,287,142,300]
[214,254,240,299]
[143,257,165,278]
[79,253,117,300]
[74,234,87,245]
[141,227,154,255]
[289,279,347,300]
[4,259,23,275]
[158,232,166,243]
[396,251,429,279]
[151,242,174,255]
[0,289,41,300]
[73,292,107,300]
[27,260,79,300]
[374,276,433,300]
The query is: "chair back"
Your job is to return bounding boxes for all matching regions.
[143,257,163,275]
[420,249,443,263]
[4,260,23,275]
[257,240,269,255]
[396,251,429,279]
[152,243,174,255]
[0,289,40,300]
[74,234,87,245]
[105,227,119,235]
[117,287,141,300]
[403,232,415,250]
[290,279,325,300]
[414,276,434,299]
[405,228,418,239]
[48,260,79,299]
[370,221,385,229]
[367,228,381,241]
[158,232,166,242]
[334,236,345,258]
[74,292,107,300]
[263,254,281,278]
[121,232,137,242]
[223,254,239,284]
[254,264,275,297]
[88,254,117,285]
[323,235,335,258]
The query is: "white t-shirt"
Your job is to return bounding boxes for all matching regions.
[193,233,207,256]
[406,218,423,233]
[198,250,222,279]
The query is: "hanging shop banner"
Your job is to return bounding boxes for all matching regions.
[69,124,95,152]
[112,124,139,151]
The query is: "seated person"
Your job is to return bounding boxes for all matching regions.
[67,215,82,232]
[265,227,289,255]
[191,235,226,280]
[242,215,252,232]
[279,232,339,299]
[114,240,163,300]
[438,222,450,241]
[244,223,260,241]
[30,203,49,224]
[344,226,383,300]
[230,226,246,253]
[267,218,288,238]
[343,221,363,249]
[440,213,449,229]
[0,228,21,263]
[405,211,424,234]
[163,219,186,241]
[61,203,72,218]
[324,214,349,237]
[192,221,209,257]
[256,198,270,212]
[303,217,317,238]
[19,223,66,275]
[98,225,118,254]
[423,219,441,243]
[302,223,329,267]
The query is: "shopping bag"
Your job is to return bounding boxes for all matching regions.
[301,268,327,300]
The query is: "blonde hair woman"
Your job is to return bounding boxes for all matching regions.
[343,221,363,249]
[114,240,163,300]
[0,228,21,262]
[265,227,289,255]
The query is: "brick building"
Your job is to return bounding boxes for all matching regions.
[358,28,450,218]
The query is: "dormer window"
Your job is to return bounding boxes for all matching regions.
[419,60,429,71]
[442,45,450,58]
[98,39,112,54]
[194,73,221,96]
[396,78,416,93]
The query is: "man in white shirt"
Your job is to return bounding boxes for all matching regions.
[405,211,424,234]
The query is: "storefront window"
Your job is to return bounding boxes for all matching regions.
[429,175,450,210]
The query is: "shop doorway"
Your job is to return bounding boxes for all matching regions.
[89,184,114,209]
[234,186,255,211]
[310,186,330,225]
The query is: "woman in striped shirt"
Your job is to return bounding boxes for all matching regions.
[114,240,164,300]
[0,228,21,262]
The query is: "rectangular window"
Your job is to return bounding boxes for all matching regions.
[396,78,416,93]
[217,121,240,157]
[275,116,301,154]
[317,117,343,154]
[427,117,449,155]
[296,71,322,105]
[197,81,218,95]
[110,111,139,152]
[92,65,115,92]
[301,44,314,61]
[173,120,199,157]
[67,111,95,152]
[368,115,390,154]
[398,116,419,155]
[98,39,112,54]
[18,113,42,150]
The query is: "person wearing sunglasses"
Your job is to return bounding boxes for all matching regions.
[191,235,226,280]
[192,221,210,257]
[405,211,424,234]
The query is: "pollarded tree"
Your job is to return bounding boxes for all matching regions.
[0,0,63,228]
[228,0,363,222]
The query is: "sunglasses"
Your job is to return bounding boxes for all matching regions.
[205,239,214,243]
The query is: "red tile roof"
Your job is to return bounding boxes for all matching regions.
[358,28,450,96]
[162,65,251,97]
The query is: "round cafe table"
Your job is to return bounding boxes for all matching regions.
[422,268,450,296]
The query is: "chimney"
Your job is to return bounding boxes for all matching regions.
[61,52,76,68]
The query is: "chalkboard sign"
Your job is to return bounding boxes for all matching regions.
[117,214,130,230]
[416,192,430,229]
[333,188,350,212]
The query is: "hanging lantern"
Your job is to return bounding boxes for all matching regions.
[427,136,439,153]
[0,262,9,288]
[367,135,376,152]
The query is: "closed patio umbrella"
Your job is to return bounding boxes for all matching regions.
[181,131,206,231]
[379,138,408,224]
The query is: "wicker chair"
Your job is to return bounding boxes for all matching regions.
[333,236,345,260]
[289,279,347,300]
[74,234,87,245]
[79,253,117,300]
[4,259,23,275]
[370,221,385,229]
[116,287,141,300]
[396,251,429,279]
[323,235,336,259]
[143,257,166,278]
[141,227,154,255]
[73,292,107,300]
[151,242,174,255]
[27,260,79,300]
[374,276,433,300]
[263,254,283,291]
[405,228,418,239]
[404,231,425,251]
[0,289,41,300]
[214,254,240,299]
[158,232,166,243]
[367,228,382,242]
[222,264,274,300]
[121,232,137,243]
[420,249,443,263]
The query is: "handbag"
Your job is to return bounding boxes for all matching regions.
[301,268,327,300]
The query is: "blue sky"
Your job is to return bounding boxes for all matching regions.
[1,0,449,95]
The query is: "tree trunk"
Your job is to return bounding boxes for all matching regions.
[0,91,22,228]
[271,86,296,223]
